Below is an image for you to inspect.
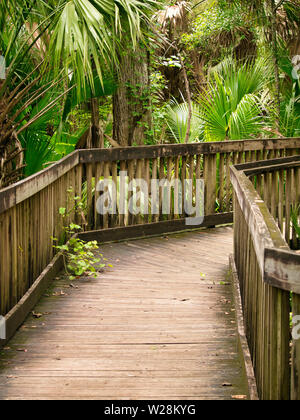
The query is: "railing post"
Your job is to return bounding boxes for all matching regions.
[292,295,300,400]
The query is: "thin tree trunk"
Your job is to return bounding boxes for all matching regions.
[91,97,104,148]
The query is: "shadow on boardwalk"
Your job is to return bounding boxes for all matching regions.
[0,227,249,400]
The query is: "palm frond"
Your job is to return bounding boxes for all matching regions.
[164,99,204,143]
[201,58,271,141]
[50,0,157,91]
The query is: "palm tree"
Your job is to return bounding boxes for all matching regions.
[199,58,273,141]
[0,0,157,187]
[0,0,60,187]
[49,0,157,147]
[226,0,300,118]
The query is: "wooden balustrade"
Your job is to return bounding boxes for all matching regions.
[231,155,300,400]
[0,137,299,348]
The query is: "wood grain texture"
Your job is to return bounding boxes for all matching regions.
[231,157,300,400]
[79,138,300,164]
[0,227,250,400]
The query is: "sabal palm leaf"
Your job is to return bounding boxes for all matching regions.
[50,0,157,91]
[201,58,271,141]
[228,94,263,139]
[165,100,204,143]
[280,89,300,137]
[1,0,157,187]
[200,75,231,141]
[211,57,273,108]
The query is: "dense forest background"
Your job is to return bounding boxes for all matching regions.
[0,0,299,188]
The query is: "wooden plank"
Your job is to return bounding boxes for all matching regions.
[0,152,79,214]
[231,159,294,400]
[244,161,300,177]
[292,294,300,400]
[230,167,288,276]
[0,227,251,400]
[0,141,299,216]
[229,255,259,400]
[79,213,233,243]
[0,251,64,348]
[79,138,300,164]
[204,154,217,216]
[235,154,300,170]
[264,248,300,293]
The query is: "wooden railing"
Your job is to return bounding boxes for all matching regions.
[231,155,300,400]
[0,137,299,345]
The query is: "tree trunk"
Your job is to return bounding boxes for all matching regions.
[0,132,24,189]
[90,98,104,149]
[113,44,152,147]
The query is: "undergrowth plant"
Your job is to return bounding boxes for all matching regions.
[52,187,110,281]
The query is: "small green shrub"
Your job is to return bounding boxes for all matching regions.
[52,188,111,280]
[54,232,104,281]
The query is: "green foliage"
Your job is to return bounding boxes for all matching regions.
[62,74,116,122]
[164,99,204,143]
[18,86,63,175]
[181,1,256,54]
[2,0,300,181]
[280,87,300,138]
[55,187,87,245]
[148,71,169,143]
[278,54,300,138]
[291,205,300,241]
[53,187,108,280]
[199,58,272,141]
[1,0,159,184]
[50,0,157,93]
[55,234,103,279]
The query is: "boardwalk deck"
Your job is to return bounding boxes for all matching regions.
[0,227,250,400]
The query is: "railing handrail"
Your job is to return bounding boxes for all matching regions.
[234,155,300,175]
[230,155,300,400]
[230,157,300,293]
[79,137,300,162]
[0,151,79,214]
[1,137,300,215]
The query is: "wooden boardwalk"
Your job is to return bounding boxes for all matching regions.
[0,227,249,400]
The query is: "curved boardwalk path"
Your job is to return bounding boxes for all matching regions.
[0,227,249,400]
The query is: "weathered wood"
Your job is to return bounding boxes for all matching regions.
[0,251,64,348]
[0,228,251,400]
[230,166,288,276]
[231,156,299,401]
[264,248,300,293]
[0,151,79,214]
[235,155,300,173]
[79,213,234,243]
[292,294,300,400]
[79,138,300,164]
[0,139,299,400]
[204,154,217,216]
[229,255,258,400]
